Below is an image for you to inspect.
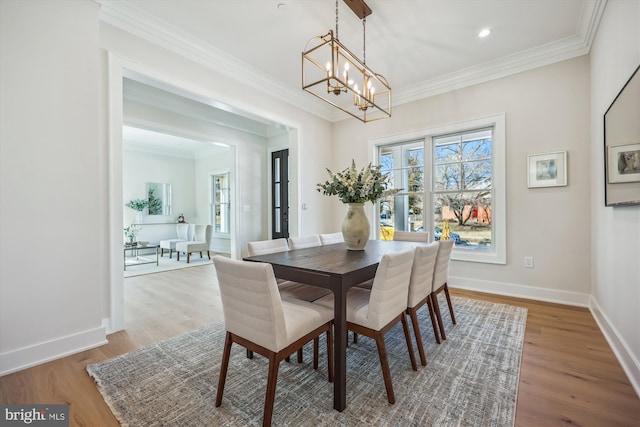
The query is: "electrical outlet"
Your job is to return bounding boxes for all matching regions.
[524,256,534,268]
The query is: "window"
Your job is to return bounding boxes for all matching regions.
[375,114,505,264]
[379,141,425,240]
[433,129,493,251]
[211,172,230,233]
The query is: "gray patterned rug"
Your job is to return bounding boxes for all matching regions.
[87,296,526,426]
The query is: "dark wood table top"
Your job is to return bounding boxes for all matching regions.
[244,239,421,288]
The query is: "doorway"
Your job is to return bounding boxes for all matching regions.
[107,54,302,333]
[271,149,289,239]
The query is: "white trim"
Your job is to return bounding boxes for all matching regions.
[0,327,107,376]
[449,276,590,307]
[589,296,640,399]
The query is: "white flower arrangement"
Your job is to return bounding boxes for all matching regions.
[317,160,396,204]
[124,225,141,240]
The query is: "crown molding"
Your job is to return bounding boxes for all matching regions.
[98,0,606,123]
[392,0,607,107]
[98,0,336,121]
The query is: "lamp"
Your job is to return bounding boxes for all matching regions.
[302,0,391,123]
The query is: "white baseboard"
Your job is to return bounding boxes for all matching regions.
[0,326,107,376]
[449,275,590,307]
[589,296,640,399]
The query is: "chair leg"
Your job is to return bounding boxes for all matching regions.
[187,252,191,263]
[313,337,319,369]
[373,332,395,404]
[426,298,441,344]
[353,332,358,344]
[401,315,418,371]
[326,327,334,383]
[169,249,173,259]
[200,251,203,258]
[160,248,164,257]
[177,251,180,262]
[407,308,427,366]
[297,348,303,363]
[207,250,211,260]
[443,284,456,324]
[431,292,447,340]
[246,349,254,359]
[215,332,233,407]
[263,354,280,427]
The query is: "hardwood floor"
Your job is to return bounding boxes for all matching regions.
[1,264,639,426]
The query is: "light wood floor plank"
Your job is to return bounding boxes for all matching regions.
[1,266,638,426]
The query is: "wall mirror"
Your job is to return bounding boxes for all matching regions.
[146,182,172,215]
[604,64,640,206]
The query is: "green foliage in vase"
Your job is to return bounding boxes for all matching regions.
[317,160,397,204]
[123,225,141,240]
[125,198,148,212]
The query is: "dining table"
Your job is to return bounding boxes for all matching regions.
[243,239,421,412]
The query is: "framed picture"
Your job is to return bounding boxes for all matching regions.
[607,143,640,184]
[527,151,567,188]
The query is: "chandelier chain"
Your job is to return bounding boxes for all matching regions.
[363,17,366,64]
[335,0,339,39]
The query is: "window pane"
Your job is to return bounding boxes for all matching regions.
[462,138,492,161]
[434,163,462,191]
[463,160,492,189]
[434,191,492,250]
[434,142,460,164]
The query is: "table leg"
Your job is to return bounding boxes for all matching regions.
[332,279,348,411]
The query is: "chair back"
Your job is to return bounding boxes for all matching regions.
[213,256,287,352]
[176,223,191,240]
[366,248,415,330]
[393,230,430,242]
[433,238,454,290]
[194,224,212,244]
[319,232,344,245]
[288,235,321,250]
[247,238,289,256]
[407,242,439,308]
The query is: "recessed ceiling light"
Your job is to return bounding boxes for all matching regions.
[478,28,491,38]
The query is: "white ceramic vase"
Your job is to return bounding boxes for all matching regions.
[341,203,370,250]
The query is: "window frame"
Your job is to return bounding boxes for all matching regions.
[210,170,231,235]
[371,113,506,264]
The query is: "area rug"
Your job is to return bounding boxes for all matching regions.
[87,296,527,426]
[124,253,217,278]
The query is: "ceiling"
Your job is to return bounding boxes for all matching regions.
[99,0,605,123]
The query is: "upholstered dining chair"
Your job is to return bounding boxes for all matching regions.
[406,242,440,365]
[246,238,331,362]
[159,223,192,259]
[319,232,344,245]
[246,239,330,303]
[393,230,430,242]
[288,234,321,250]
[175,224,212,263]
[213,256,333,427]
[315,248,418,404]
[431,238,456,340]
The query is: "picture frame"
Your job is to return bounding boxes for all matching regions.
[607,143,640,184]
[527,151,567,188]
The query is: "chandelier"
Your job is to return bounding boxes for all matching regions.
[302,0,391,123]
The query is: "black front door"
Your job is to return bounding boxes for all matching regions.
[271,149,289,239]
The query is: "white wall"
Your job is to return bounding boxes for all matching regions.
[332,57,592,305]
[0,0,106,374]
[589,0,640,396]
